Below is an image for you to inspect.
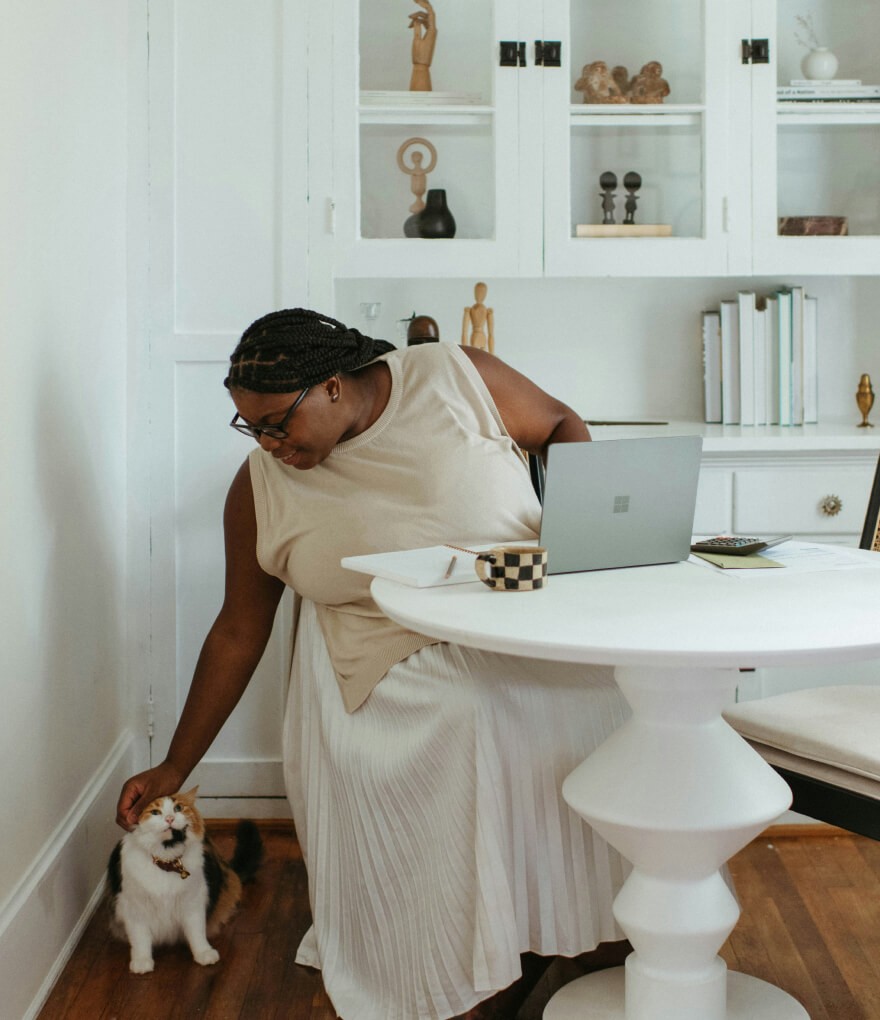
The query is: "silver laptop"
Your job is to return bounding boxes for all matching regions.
[539,436,703,574]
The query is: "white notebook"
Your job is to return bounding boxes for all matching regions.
[342,545,482,588]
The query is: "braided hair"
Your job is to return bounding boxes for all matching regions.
[224,308,396,393]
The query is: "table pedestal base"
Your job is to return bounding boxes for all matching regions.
[544,968,808,1019]
[551,665,799,1019]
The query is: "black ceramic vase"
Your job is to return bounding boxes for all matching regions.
[417,189,456,238]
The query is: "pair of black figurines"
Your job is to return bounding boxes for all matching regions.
[599,170,642,225]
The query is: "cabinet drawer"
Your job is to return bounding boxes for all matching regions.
[733,468,874,535]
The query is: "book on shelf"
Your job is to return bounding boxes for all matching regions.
[704,289,819,428]
[803,295,819,424]
[789,79,862,87]
[753,300,768,426]
[778,84,880,100]
[737,291,756,426]
[764,296,780,425]
[701,311,722,424]
[790,286,806,425]
[719,300,740,425]
[776,289,793,427]
[779,97,880,105]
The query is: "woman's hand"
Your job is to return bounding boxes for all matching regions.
[116,760,186,831]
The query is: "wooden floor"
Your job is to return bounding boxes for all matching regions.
[38,822,880,1020]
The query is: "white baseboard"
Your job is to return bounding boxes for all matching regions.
[200,797,292,819]
[0,731,136,1020]
[187,758,293,818]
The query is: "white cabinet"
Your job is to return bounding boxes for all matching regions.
[751,0,880,275]
[733,462,874,537]
[593,423,880,544]
[540,0,737,277]
[312,0,880,282]
[317,0,742,281]
[327,0,537,279]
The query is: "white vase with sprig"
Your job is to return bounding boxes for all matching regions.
[795,13,838,80]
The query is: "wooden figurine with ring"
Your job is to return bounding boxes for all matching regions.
[397,137,438,236]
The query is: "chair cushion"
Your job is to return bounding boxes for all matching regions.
[724,686,880,792]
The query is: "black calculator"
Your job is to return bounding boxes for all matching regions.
[690,535,792,557]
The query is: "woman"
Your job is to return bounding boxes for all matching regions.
[117,309,630,1019]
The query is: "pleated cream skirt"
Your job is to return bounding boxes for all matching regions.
[284,599,631,1020]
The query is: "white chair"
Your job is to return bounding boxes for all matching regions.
[724,455,880,840]
[723,685,880,839]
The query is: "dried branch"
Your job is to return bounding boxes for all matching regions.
[794,13,821,50]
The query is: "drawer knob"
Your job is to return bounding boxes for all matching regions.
[820,494,843,517]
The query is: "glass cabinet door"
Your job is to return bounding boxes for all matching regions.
[751,0,880,275]
[541,0,735,277]
[331,0,537,278]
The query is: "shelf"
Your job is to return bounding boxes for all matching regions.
[358,90,492,125]
[359,105,494,126]
[590,421,880,454]
[777,102,880,126]
[570,104,704,128]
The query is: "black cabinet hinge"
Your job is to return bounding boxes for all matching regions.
[741,38,770,64]
[500,40,561,67]
[500,41,526,67]
[535,40,561,67]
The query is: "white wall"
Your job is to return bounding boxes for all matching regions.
[0,3,144,1016]
[335,276,880,425]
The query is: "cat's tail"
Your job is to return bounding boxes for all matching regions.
[231,819,263,884]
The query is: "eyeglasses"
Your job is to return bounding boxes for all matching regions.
[229,387,310,440]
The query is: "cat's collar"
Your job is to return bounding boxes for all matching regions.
[152,855,190,880]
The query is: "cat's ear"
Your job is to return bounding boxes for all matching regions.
[178,786,200,805]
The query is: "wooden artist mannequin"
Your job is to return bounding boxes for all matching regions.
[461,282,494,354]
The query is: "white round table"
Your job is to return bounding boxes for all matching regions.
[372,554,880,1020]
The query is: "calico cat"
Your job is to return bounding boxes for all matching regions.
[107,787,263,973]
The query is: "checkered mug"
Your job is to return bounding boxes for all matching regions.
[474,545,548,591]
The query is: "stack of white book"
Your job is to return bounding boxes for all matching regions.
[778,79,880,101]
[701,287,818,426]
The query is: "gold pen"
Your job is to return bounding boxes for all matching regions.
[444,555,458,579]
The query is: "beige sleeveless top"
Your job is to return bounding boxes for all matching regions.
[249,343,541,712]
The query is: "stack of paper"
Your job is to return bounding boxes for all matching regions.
[342,545,481,588]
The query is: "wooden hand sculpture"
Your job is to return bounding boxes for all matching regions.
[409,0,437,91]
